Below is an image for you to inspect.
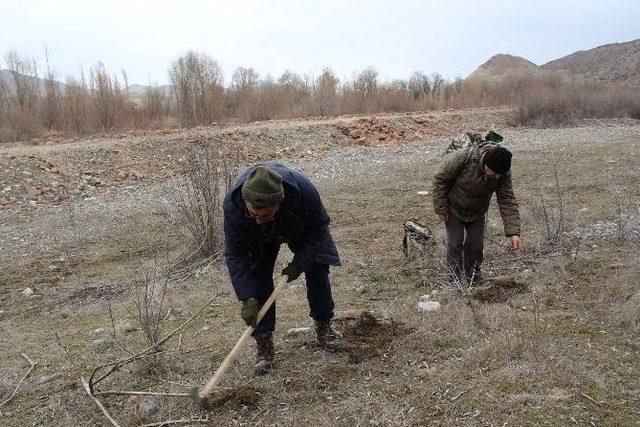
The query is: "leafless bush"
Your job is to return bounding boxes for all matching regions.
[537,165,566,242]
[60,75,93,135]
[517,82,640,126]
[134,272,170,348]
[174,143,236,261]
[89,62,128,131]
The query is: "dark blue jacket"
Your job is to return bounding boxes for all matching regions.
[223,162,341,300]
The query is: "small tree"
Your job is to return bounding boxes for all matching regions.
[315,67,339,116]
[168,51,224,126]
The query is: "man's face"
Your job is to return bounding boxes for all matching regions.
[245,201,280,225]
[484,165,502,181]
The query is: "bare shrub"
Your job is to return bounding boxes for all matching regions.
[143,84,168,120]
[174,143,236,261]
[134,273,170,348]
[517,82,640,126]
[61,75,93,135]
[3,105,43,141]
[89,62,129,131]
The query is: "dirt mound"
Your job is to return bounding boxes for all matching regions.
[471,275,527,303]
[338,311,406,364]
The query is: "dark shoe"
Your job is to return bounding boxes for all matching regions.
[315,319,344,352]
[254,332,274,376]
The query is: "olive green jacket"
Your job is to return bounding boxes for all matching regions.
[432,144,521,236]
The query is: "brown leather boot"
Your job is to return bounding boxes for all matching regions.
[253,332,274,376]
[315,319,344,352]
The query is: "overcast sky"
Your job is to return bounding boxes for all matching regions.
[1,0,638,86]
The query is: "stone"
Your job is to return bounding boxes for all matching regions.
[37,373,63,385]
[116,321,138,334]
[92,338,113,352]
[21,288,35,298]
[518,268,535,280]
[0,196,10,206]
[137,396,160,417]
[354,286,368,294]
[287,327,311,336]
[25,185,41,197]
[417,300,441,312]
[115,170,129,181]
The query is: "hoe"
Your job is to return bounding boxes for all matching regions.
[190,275,289,409]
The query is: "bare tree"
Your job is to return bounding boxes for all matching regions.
[231,66,260,93]
[4,50,40,113]
[41,47,60,130]
[408,71,431,100]
[315,67,339,116]
[62,75,92,135]
[168,51,224,126]
[143,84,168,119]
[354,66,378,99]
[89,62,127,131]
[431,72,445,100]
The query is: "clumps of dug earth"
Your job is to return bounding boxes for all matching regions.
[338,311,407,364]
[205,385,261,409]
[470,275,528,303]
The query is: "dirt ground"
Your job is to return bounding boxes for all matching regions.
[1,108,639,426]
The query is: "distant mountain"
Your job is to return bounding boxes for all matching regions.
[541,38,640,86]
[0,69,67,94]
[0,69,173,102]
[467,38,640,86]
[466,54,540,83]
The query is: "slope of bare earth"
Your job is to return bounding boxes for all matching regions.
[1,108,639,426]
[542,38,640,86]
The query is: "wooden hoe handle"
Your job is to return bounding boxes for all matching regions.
[201,275,289,397]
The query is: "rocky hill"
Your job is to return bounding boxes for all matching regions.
[542,38,640,86]
[467,38,640,86]
[466,54,540,82]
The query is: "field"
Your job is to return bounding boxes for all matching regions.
[1,107,639,426]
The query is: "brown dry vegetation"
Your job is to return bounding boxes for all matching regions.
[2,50,640,144]
[0,109,639,426]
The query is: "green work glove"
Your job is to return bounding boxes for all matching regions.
[240,298,258,326]
[282,263,303,283]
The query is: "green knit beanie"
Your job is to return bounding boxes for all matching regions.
[241,166,285,208]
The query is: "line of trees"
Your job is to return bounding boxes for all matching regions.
[1,49,639,142]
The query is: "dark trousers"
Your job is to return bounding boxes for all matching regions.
[446,215,485,281]
[253,245,335,335]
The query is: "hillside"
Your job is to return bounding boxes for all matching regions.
[467,38,640,86]
[542,38,640,86]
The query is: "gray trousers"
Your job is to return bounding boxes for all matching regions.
[446,215,485,280]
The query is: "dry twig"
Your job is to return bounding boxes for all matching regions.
[139,418,210,427]
[80,376,122,427]
[89,298,215,392]
[0,353,37,407]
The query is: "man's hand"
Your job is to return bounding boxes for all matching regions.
[282,263,303,283]
[438,213,451,222]
[240,298,258,326]
[509,235,522,253]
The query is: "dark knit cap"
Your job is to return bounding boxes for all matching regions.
[484,147,512,174]
[241,166,285,208]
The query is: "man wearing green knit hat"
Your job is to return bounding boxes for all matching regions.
[223,162,342,375]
